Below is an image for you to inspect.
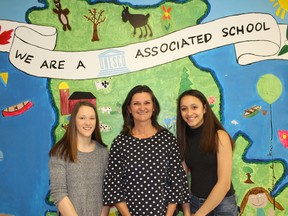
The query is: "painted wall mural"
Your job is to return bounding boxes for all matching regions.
[0,0,287,215]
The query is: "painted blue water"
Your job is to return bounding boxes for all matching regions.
[0,0,44,22]
[0,1,55,214]
[0,52,56,215]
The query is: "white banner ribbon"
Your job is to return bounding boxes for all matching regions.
[0,13,287,80]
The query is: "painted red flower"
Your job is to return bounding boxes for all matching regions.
[162,5,172,20]
[278,130,288,148]
[208,96,216,105]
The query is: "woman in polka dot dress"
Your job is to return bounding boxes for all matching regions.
[103,85,190,216]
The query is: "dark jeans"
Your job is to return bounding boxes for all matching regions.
[190,193,240,216]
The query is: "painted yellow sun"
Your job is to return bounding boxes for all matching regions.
[270,0,288,19]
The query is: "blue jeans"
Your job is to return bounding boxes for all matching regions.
[190,193,239,216]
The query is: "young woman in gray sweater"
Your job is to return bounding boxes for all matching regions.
[49,101,110,216]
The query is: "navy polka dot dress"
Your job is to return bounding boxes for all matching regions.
[103,129,190,216]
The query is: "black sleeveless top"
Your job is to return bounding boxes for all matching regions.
[184,125,235,198]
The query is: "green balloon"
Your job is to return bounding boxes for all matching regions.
[257,74,282,104]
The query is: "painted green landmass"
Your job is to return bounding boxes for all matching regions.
[28,0,208,51]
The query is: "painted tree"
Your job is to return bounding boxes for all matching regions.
[243,166,254,184]
[178,67,193,96]
[84,8,106,41]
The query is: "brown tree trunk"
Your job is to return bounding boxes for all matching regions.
[244,173,254,184]
[92,23,99,41]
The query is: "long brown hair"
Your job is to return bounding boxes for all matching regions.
[49,101,105,162]
[121,85,165,135]
[240,187,284,215]
[176,89,234,159]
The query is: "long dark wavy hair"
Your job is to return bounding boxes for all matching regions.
[49,101,105,162]
[121,85,165,135]
[176,89,234,159]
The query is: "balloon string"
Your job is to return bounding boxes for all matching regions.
[269,104,276,209]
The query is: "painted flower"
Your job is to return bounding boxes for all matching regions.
[164,117,171,126]
[172,116,176,123]
[278,130,288,148]
[208,96,216,107]
[162,5,172,20]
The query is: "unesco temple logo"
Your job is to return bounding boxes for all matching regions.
[99,49,129,77]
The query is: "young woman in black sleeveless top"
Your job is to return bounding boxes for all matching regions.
[176,89,239,216]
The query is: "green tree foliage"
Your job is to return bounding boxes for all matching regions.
[178,67,193,96]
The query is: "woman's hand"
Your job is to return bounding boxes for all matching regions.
[115,202,132,216]
[165,203,177,216]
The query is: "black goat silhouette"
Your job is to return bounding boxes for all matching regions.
[121,6,153,38]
